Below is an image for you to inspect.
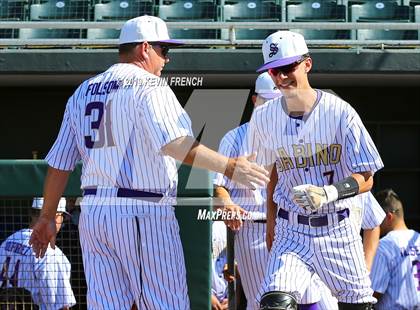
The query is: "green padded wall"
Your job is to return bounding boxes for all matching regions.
[0,160,212,310]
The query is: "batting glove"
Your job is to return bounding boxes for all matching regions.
[292,184,339,212]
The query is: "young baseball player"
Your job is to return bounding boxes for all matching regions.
[211,221,229,310]
[0,197,76,310]
[214,72,282,310]
[370,189,420,310]
[249,31,383,310]
[28,15,269,310]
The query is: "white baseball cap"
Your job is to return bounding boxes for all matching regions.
[257,31,309,72]
[119,15,183,46]
[255,72,282,99]
[32,197,69,215]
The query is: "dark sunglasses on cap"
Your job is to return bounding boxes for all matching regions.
[268,55,309,76]
[151,43,170,57]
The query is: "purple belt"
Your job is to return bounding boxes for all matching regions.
[83,188,163,202]
[278,208,349,227]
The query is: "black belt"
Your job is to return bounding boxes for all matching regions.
[278,208,349,228]
[83,188,163,202]
[253,220,267,224]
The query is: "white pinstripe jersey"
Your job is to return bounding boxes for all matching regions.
[370,229,420,310]
[250,90,384,215]
[211,221,228,302]
[213,122,266,219]
[0,229,76,310]
[349,192,386,231]
[46,63,193,204]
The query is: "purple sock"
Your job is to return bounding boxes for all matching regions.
[299,303,320,310]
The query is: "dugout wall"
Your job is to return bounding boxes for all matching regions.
[0,160,212,310]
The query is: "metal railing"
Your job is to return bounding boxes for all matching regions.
[0,21,419,47]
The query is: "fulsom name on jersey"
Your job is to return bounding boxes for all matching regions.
[197,208,252,221]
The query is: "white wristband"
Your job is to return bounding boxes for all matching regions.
[323,185,339,203]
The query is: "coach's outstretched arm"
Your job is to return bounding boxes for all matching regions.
[29,167,71,258]
[162,136,270,190]
[292,171,374,212]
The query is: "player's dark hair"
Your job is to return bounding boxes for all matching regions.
[29,208,41,219]
[118,42,140,55]
[29,208,42,227]
[375,189,404,217]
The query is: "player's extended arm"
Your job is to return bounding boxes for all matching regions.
[362,226,380,271]
[214,186,247,231]
[266,164,277,252]
[29,167,71,258]
[162,136,269,189]
[293,171,374,212]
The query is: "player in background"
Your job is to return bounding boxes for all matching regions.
[214,72,282,310]
[250,31,383,310]
[55,197,86,307]
[29,16,269,310]
[352,192,385,271]
[211,221,229,310]
[370,189,420,310]
[0,198,76,310]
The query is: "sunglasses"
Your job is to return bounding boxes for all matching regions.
[268,57,308,76]
[151,43,170,57]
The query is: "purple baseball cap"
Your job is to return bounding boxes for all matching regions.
[119,15,183,46]
[257,31,309,72]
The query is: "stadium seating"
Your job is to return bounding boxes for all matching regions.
[415,3,420,18]
[288,1,346,21]
[30,0,89,21]
[160,0,214,4]
[89,0,154,39]
[402,0,420,5]
[19,28,84,39]
[0,0,27,21]
[0,0,28,38]
[414,4,420,38]
[350,1,411,21]
[94,1,154,21]
[87,28,121,39]
[24,0,89,38]
[350,1,417,40]
[222,0,280,40]
[287,1,349,39]
[356,29,417,39]
[159,1,218,39]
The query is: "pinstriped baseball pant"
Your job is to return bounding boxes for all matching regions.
[79,203,190,310]
[235,221,269,310]
[258,216,376,305]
